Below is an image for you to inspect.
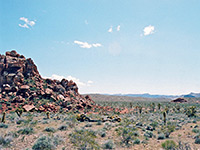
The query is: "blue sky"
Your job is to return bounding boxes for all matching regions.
[1,0,200,95]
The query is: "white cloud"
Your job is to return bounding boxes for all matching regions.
[92,43,102,47]
[44,74,93,87]
[74,40,102,49]
[19,17,36,28]
[117,25,120,31]
[108,26,113,33]
[18,24,29,28]
[143,25,155,36]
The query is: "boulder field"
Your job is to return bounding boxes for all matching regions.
[0,50,95,113]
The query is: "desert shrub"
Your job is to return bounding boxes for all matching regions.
[42,120,49,124]
[69,129,100,149]
[192,128,200,133]
[98,129,106,138]
[0,135,12,147]
[144,131,153,138]
[185,106,196,117]
[85,123,93,127]
[44,127,56,133]
[17,127,34,135]
[116,126,138,147]
[0,123,8,128]
[157,133,165,140]
[134,139,140,144]
[176,141,191,150]
[96,121,102,125]
[162,140,177,150]
[16,119,25,124]
[195,138,200,144]
[102,140,115,149]
[32,135,63,150]
[58,125,67,131]
[150,121,158,130]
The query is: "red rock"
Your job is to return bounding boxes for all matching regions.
[171,98,187,103]
[20,85,30,90]
[23,104,35,112]
[45,88,53,95]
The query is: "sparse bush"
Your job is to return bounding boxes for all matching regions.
[102,140,115,149]
[69,129,100,149]
[58,125,67,131]
[144,131,153,138]
[192,128,200,133]
[0,123,8,128]
[134,139,140,144]
[157,133,165,140]
[85,123,93,127]
[195,138,200,144]
[162,140,177,150]
[44,127,56,133]
[17,127,34,135]
[98,129,106,138]
[32,135,63,150]
[0,135,12,147]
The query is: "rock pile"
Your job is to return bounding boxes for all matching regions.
[0,50,95,113]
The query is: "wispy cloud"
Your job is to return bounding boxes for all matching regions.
[108,42,121,56]
[117,25,120,31]
[74,40,102,49]
[85,20,89,25]
[143,25,155,36]
[108,26,113,33]
[44,74,93,87]
[19,17,36,28]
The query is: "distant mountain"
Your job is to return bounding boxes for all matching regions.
[182,92,200,98]
[111,93,178,99]
[106,92,200,99]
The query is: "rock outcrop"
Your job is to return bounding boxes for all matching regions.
[0,50,95,113]
[171,98,187,103]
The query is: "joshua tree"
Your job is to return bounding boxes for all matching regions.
[139,106,142,114]
[16,108,23,117]
[158,103,161,110]
[1,112,6,123]
[46,111,50,119]
[163,111,166,125]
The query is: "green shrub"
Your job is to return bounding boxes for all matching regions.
[0,123,8,128]
[102,140,115,149]
[58,125,67,131]
[134,139,140,144]
[157,133,165,140]
[195,138,200,144]
[144,131,153,138]
[32,135,63,150]
[69,129,100,149]
[44,127,56,133]
[0,135,12,147]
[162,140,177,150]
[192,128,200,133]
[17,127,34,135]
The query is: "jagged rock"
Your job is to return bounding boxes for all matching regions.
[0,50,96,113]
[45,88,53,95]
[20,85,30,90]
[23,104,35,112]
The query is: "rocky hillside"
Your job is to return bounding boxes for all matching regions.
[0,50,95,113]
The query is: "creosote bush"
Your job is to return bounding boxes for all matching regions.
[69,129,100,149]
[32,135,63,150]
[161,140,177,150]
[17,127,34,135]
[102,140,115,149]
